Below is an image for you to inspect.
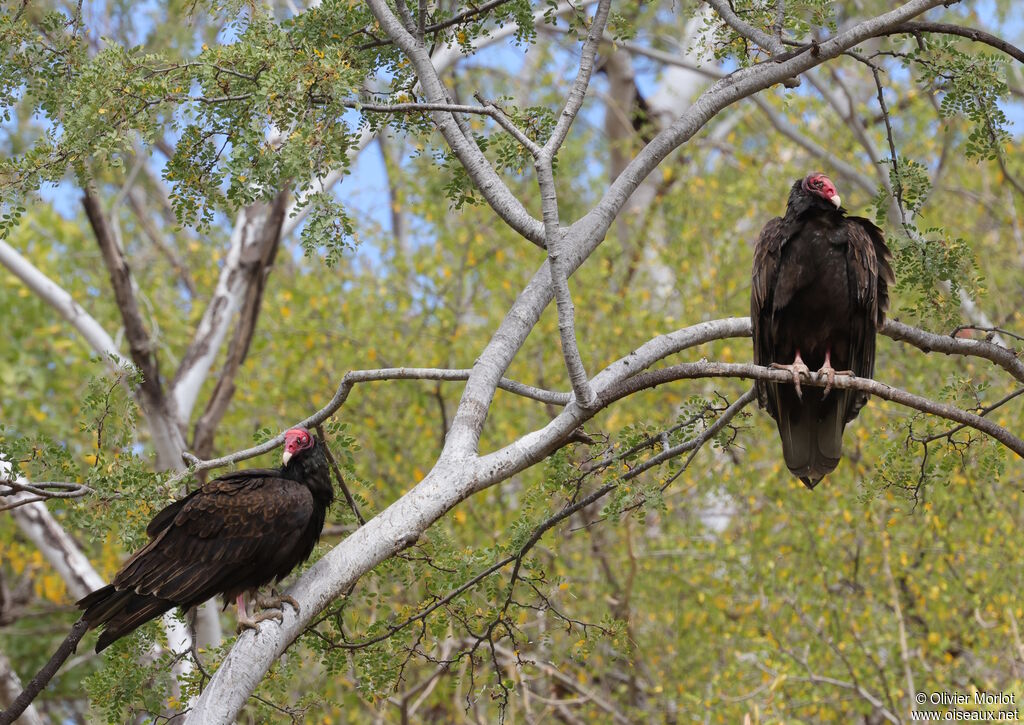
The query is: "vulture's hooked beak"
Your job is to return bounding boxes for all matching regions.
[830,194,841,208]
[282,449,293,465]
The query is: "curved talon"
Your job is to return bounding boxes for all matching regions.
[256,590,300,614]
[236,609,284,634]
[771,351,811,400]
[816,350,856,398]
[236,591,295,634]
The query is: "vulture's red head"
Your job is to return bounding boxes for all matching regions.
[801,173,841,209]
[282,427,314,465]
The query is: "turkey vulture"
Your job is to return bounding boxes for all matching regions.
[751,173,893,488]
[77,427,333,652]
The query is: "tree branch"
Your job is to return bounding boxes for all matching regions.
[0,653,43,725]
[705,0,786,55]
[0,620,89,725]
[537,156,597,409]
[545,0,611,157]
[444,0,953,457]
[886,21,1024,64]
[190,191,288,461]
[172,367,569,486]
[0,239,123,366]
[171,195,286,424]
[883,320,1024,384]
[0,479,94,511]
[364,0,546,247]
[82,186,171,423]
[606,361,1024,457]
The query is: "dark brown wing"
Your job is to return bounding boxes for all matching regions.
[118,476,313,602]
[79,474,313,650]
[843,216,893,421]
[144,468,284,538]
[751,216,787,416]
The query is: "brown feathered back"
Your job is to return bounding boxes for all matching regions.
[78,435,332,651]
[752,177,893,487]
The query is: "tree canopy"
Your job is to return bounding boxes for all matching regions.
[1,0,1023,722]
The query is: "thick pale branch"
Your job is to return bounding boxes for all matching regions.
[886,21,1024,63]
[0,239,123,364]
[191,191,288,460]
[883,320,1024,384]
[171,367,569,486]
[364,0,546,246]
[544,0,612,156]
[705,0,786,55]
[606,362,1024,457]
[186,304,1018,721]
[444,0,952,457]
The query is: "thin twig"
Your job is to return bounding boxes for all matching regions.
[705,0,785,55]
[887,21,1024,64]
[326,388,753,651]
[314,424,366,526]
[914,387,1024,445]
[534,0,612,409]
[173,367,569,487]
[355,0,516,51]
[607,361,1024,458]
[0,619,89,725]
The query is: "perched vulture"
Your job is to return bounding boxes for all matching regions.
[77,427,333,652]
[751,173,893,488]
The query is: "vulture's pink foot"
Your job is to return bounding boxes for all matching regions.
[817,351,855,398]
[771,351,811,400]
[255,589,300,615]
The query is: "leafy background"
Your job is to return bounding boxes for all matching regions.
[1,0,1023,722]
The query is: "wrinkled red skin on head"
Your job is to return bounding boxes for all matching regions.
[802,173,839,204]
[283,427,314,457]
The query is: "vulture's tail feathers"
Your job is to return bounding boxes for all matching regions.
[77,585,175,653]
[771,385,846,489]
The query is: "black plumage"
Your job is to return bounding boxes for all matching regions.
[751,173,893,488]
[77,427,332,652]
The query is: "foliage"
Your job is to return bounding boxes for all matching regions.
[1,0,1023,723]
